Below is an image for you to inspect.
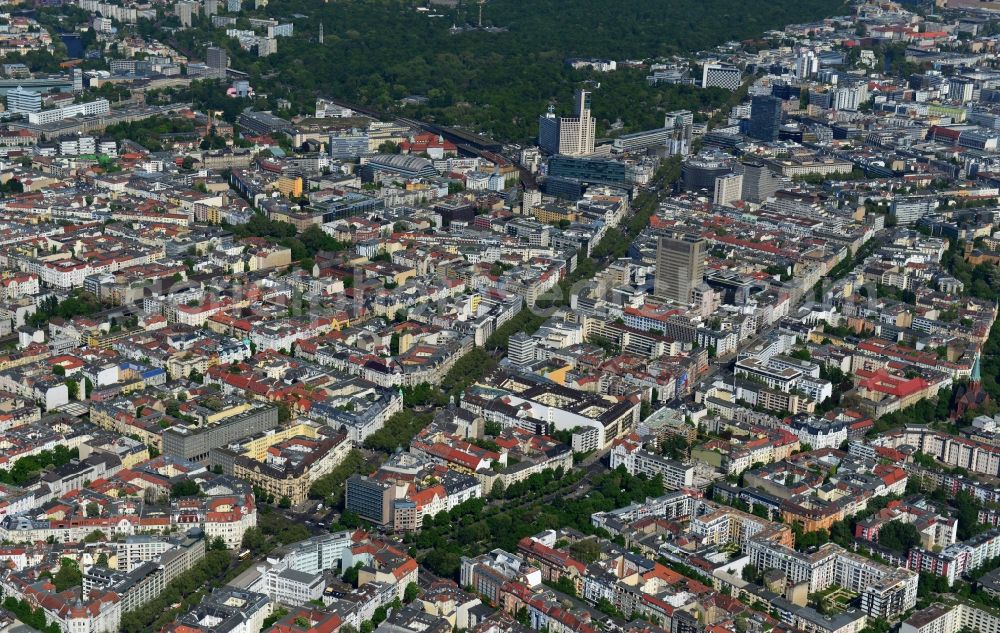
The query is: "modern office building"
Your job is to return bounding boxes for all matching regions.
[328,129,370,158]
[26,99,109,125]
[237,110,295,136]
[538,89,596,156]
[705,270,758,305]
[702,63,742,91]
[162,405,279,463]
[611,126,673,153]
[547,155,628,185]
[653,231,706,304]
[206,46,229,79]
[948,79,974,104]
[892,196,939,225]
[713,173,743,207]
[748,95,783,142]
[508,333,537,367]
[345,474,396,525]
[262,566,324,606]
[681,152,733,192]
[734,160,784,202]
[6,86,40,114]
[544,155,629,199]
[0,77,74,99]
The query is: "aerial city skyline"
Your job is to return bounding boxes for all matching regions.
[0,0,994,633]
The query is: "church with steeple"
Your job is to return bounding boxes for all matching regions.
[951,353,989,420]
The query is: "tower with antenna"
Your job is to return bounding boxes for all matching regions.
[318,22,324,44]
[477,0,484,27]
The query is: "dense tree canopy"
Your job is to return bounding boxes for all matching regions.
[0,446,78,486]
[119,550,232,633]
[53,558,82,592]
[103,116,197,153]
[363,409,434,453]
[158,0,847,141]
[170,479,202,498]
[413,467,664,579]
[875,521,921,554]
[308,449,368,507]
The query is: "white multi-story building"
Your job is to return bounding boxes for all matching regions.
[747,541,917,619]
[590,490,697,534]
[713,173,743,207]
[787,417,848,450]
[59,136,97,156]
[508,333,538,366]
[609,434,694,490]
[794,50,819,79]
[27,99,110,125]
[263,564,325,606]
[902,602,1000,633]
[759,355,832,402]
[891,197,939,225]
[735,356,802,393]
[833,83,869,111]
[77,0,138,22]
[702,63,742,91]
[117,536,173,571]
[6,86,40,114]
[276,531,353,575]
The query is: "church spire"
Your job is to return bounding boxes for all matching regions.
[972,352,982,383]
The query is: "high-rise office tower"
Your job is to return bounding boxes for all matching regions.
[734,160,784,203]
[948,79,973,104]
[508,333,537,366]
[748,95,782,142]
[794,50,819,79]
[654,232,707,304]
[538,106,559,154]
[206,46,228,79]
[175,1,197,27]
[713,173,743,207]
[521,188,541,214]
[833,83,869,111]
[538,89,596,156]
